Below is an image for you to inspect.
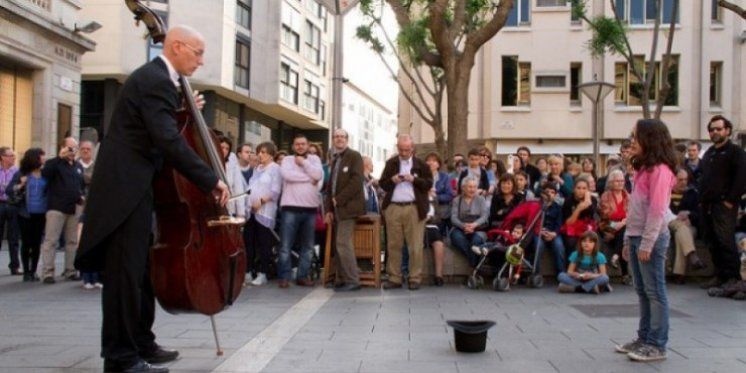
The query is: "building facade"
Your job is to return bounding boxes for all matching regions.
[0,0,95,155]
[399,0,745,158]
[80,0,334,151]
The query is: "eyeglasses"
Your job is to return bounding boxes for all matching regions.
[708,126,725,133]
[1,154,15,158]
[178,41,204,57]
[332,135,347,139]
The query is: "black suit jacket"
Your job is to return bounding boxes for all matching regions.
[379,155,433,220]
[75,58,218,271]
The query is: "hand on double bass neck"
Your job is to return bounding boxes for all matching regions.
[213,180,230,207]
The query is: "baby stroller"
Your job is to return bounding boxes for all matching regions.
[467,200,547,291]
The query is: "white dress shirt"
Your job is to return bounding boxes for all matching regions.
[391,156,416,203]
[158,55,181,87]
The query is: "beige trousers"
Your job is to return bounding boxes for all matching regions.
[384,204,426,284]
[40,208,81,279]
[669,218,696,276]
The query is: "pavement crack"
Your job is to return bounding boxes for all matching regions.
[667,347,688,360]
[581,348,595,361]
[586,323,599,332]
[547,359,560,373]
[691,337,711,347]
[528,339,539,350]
[560,331,572,341]
[737,358,746,365]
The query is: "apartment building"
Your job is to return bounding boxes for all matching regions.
[400,0,745,158]
[0,0,95,154]
[79,0,334,150]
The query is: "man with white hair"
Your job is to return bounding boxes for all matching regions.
[76,25,230,373]
[379,134,433,290]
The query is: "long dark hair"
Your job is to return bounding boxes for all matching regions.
[20,148,45,175]
[631,119,677,173]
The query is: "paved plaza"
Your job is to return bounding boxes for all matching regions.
[0,254,745,373]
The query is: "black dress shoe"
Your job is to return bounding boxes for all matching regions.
[10,268,22,276]
[334,283,361,292]
[434,277,444,287]
[105,359,169,373]
[141,347,179,364]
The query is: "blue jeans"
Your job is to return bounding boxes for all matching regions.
[449,228,485,267]
[536,236,566,274]
[0,203,20,270]
[557,272,609,292]
[629,232,670,350]
[277,210,315,281]
[82,271,100,284]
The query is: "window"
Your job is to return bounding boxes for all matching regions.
[234,39,250,88]
[147,10,168,60]
[57,104,72,148]
[236,0,251,29]
[570,62,582,105]
[536,75,566,88]
[570,0,581,24]
[506,0,531,26]
[710,62,722,107]
[320,44,328,75]
[319,5,328,32]
[304,21,321,65]
[537,0,567,6]
[282,25,300,51]
[280,62,299,104]
[501,56,531,106]
[617,0,679,24]
[303,80,320,113]
[614,55,679,106]
[711,0,723,23]
[282,4,301,51]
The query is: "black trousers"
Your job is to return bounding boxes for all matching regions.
[101,193,156,365]
[19,213,45,274]
[245,215,276,275]
[702,203,740,281]
[0,203,20,270]
[603,228,628,276]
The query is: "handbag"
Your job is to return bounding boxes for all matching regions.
[7,185,25,206]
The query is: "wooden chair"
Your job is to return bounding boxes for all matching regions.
[322,214,382,287]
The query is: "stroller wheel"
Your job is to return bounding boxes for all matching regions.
[493,277,510,292]
[467,275,483,289]
[529,274,545,288]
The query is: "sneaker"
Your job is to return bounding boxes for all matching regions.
[610,254,620,269]
[470,245,483,256]
[557,284,576,293]
[615,339,644,354]
[628,344,667,362]
[251,273,267,286]
[42,277,55,284]
[591,285,601,294]
[733,291,746,301]
[83,283,95,290]
[65,273,81,281]
[605,284,614,293]
[243,272,255,287]
[622,275,633,286]
[700,277,724,289]
[94,283,104,289]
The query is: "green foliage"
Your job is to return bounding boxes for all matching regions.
[586,16,628,57]
[356,25,385,54]
[397,18,433,64]
[570,0,587,21]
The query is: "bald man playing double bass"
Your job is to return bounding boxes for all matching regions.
[75,26,229,373]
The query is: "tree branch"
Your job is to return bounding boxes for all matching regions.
[428,0,455,63]
[719,0,746,19]
[655,0,678,119]
[450,0,467,43]
[374,17,437,97]
[384,0,444,68]
[464,0,514,56]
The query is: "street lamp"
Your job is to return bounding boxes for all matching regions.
[578,78,615,169]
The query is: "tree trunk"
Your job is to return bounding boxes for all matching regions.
[445,58,475,158]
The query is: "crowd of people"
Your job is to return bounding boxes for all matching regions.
[1,116,745,299]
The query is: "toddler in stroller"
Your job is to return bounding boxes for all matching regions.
[467,200,547,291]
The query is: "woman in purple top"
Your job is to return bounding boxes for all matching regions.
[615,119,677,362]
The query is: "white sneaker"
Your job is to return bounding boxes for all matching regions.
[471,246,483,256]
[94,283,103,289]
[243,273,255,286]
[251,273,267,286]
[83,283,95,290]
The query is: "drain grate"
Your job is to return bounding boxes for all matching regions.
[571,304,691,318]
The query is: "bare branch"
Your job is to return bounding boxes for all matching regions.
[450,0,467,43]
[428,0,455,63]
[655,0,679,119]
[374,18,437,97]
[464,0,514,56]
[719,0,746,19]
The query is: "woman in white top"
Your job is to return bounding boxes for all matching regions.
[244,141,282,286]
[219,136,247,219]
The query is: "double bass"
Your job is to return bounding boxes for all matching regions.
[125,0,246,355]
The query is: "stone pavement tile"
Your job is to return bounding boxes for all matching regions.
[318,346,408,361]
[667,347,746,359]
[166,357,224,372]
[263,356,362,373]
[0,353,89,369]
[0,344,72,357]
[359,360,458,373]
[547,359,661,373]
[650,358,746,373]
[456,359,557,373]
